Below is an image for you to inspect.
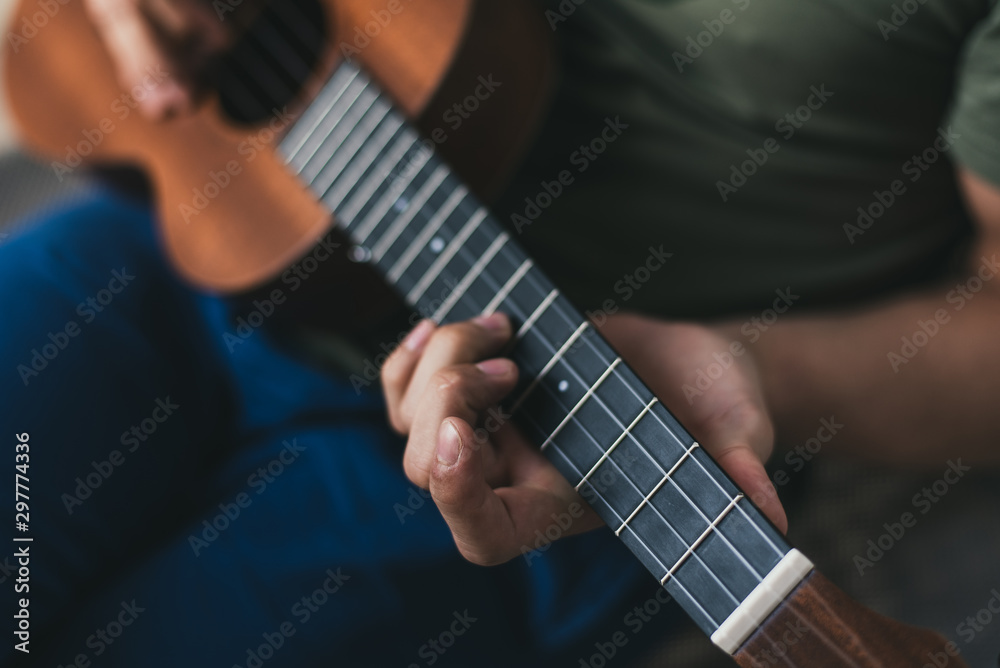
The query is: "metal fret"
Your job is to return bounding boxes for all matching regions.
[433,232,510,322]
[273,57,800,642]
[314,103,396,202]
[281,65,360,167]
[299,82,378,181]
[354,159,443,245]
[332,121,411,222]
[616,441,701,536]
[540,358,621,451]
[511,320,590,414]
[661,494,744,586]
[515,288,559,342]
[406,208,487,303]
[576,398,659,491]
[385,185,466,278]
[482,259,533,316]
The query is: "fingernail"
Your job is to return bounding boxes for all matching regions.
[473,312,507,332]
[476,358,512,376]
[437,421,462,467]
[403,319,435,352]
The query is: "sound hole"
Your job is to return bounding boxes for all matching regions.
[215,0,328,125]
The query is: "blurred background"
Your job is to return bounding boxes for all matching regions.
[0,2,998,666]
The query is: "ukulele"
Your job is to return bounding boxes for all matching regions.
[3,1,970,665]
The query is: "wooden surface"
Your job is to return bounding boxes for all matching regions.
[2,0,552,293]
[734,571,970,667]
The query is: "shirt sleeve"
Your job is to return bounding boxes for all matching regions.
[949,3,1000,187]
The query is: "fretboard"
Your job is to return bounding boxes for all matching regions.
[277,60,798,644]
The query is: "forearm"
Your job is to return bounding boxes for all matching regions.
[748,251,1000,467]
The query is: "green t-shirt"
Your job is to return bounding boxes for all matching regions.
[499,0,1000,319]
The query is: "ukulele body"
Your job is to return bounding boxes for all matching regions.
[3,0,554,293]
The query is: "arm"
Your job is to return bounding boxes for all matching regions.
[750,167,1000,466]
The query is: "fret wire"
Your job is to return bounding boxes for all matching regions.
[661,495,744,586]
[510,320,589,415]
[517,385,733,623]
[616,442,701,536]
[293,75,371,177]
[406,209,487,303]
[278,60,784,611]
[411,245,750,611]
[509,322,760,595]
[310,99,393,196]
[439,252,767,590]
[433,232,510,322]
[512,273,767,584]
[515,288,559,342]
[534,275,784,561]
[330,118,410,222]
[281,64,358,161]
[539,358,621,451]
[354,158,442,244]
[342,139,428,243]
[384,185,467,277]
[576,398,659,492]
[482,259,533,316]
[536,425,718,626]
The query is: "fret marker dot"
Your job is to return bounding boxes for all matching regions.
[393,197,409,212]
[429,237,445,254]
[558,380,569,393]
[348,245,372,263]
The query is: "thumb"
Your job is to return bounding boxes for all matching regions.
[429,418,520,566]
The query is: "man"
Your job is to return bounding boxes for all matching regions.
[5,0,999,664]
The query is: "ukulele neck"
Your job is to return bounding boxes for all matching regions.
[277,59,811,655]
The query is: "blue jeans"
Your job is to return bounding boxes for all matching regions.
[0,191,677,666]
